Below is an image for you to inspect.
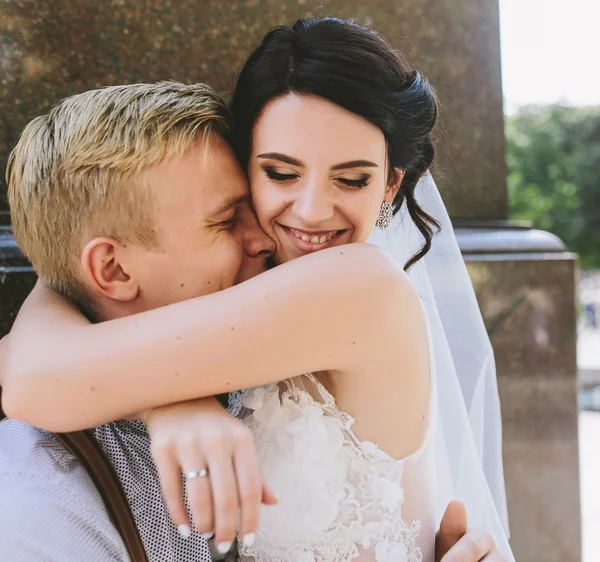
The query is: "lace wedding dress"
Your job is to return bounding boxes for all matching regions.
[234,374,436,562]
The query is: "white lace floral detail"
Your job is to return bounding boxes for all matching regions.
[226,390,243,417]
[238,375,424,562]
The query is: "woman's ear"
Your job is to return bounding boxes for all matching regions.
[80,237,139,303]
[385,168,405,203]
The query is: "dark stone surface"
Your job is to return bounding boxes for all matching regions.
[0,266,36,337]
[0,222,35,336]
[466,254,581,562]
[0,0,506,219]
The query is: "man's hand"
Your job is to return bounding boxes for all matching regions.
[146,398,277,553]
[436,501,507,561]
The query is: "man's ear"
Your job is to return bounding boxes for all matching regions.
[384,167,405,204]
[80,237,139,302]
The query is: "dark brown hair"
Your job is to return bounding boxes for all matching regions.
[228,17,440,269]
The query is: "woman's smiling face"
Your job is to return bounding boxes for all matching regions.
[247,93,401,265]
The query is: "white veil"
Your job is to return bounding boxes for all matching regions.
[368,172,513,559]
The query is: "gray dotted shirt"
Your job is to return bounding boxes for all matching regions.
[93,421,214,561]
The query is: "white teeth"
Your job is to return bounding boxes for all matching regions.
[289,228,338,245]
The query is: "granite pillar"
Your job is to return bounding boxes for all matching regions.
[0,1,581,560]
[460,231,581,562]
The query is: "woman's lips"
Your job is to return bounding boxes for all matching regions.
[280,225,345,253]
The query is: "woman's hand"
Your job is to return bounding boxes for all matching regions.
[145,397,277,553]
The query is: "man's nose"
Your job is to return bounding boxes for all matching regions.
[244,214,276,259]
[236,220,275,283]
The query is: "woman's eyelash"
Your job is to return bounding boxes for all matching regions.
[264,167,369,188]
[338,177,369,188]
[265,168,299,181]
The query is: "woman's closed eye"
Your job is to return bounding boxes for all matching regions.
[335,175,370,189]
[265,167,299,182]
[264,166,370,189]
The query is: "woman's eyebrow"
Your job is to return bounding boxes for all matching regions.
[257,153,379,171]
[330,160,379,171]
[257,152,304,167]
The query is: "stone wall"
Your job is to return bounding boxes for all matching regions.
[467,252,581,562]
[1,0,505,218]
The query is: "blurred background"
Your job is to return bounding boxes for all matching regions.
[0,0,597,560]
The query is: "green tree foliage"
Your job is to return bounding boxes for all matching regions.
[506,105,600,267]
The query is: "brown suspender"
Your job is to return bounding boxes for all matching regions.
[54,429,149,561]
[0,390,148,561]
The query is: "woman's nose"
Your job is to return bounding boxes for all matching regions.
[291,183,334,226]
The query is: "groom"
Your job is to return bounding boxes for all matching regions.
[0,82,506,561]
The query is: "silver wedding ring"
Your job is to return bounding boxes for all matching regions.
[185,468,209,480]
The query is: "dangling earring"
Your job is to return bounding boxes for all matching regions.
[375,201,393,231]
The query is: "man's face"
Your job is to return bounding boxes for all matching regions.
[129,133,275,311]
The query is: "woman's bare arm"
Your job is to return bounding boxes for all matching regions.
[1,244,416,432]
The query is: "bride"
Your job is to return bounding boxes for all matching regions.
[1,17,512,562]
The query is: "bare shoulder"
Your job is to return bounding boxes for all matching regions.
[307,243,422,327]
[273,243,418,307]
[294,242,407,278]
[323,243,418,300]
[317,246,431,460]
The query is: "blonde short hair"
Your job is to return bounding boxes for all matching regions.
[7,81,229,308]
